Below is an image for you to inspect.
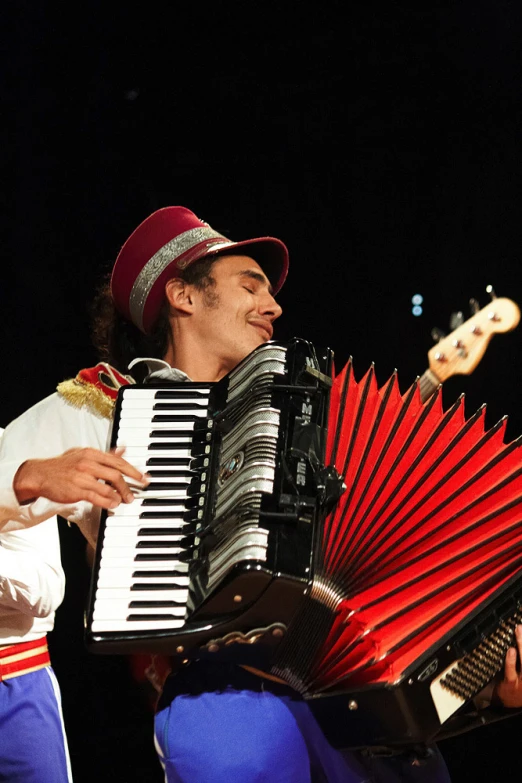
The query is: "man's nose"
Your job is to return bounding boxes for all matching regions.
[259,293,283,321]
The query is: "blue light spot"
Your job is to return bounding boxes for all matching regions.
[412,294,424,306]
[412,305,423,317]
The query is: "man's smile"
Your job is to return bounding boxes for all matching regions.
[249,320,273,341]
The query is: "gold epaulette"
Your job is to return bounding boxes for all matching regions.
[57,362,135,419]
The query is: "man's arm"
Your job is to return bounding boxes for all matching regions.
[0,392,147,544]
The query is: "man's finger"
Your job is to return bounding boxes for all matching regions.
[104,450,149,482]
[81,464,138,503]
[84,488,121,509]
[107,475,136,504]
[505,646,518,684]
[515,625,522,662]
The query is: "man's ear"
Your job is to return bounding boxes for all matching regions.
[165,278,194,315]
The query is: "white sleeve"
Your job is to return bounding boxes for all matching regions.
[0,393,110,547]
[0,519,65,618]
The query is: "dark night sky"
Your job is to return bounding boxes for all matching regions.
[2,1,522,781]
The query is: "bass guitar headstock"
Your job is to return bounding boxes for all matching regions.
[427,293,520,384]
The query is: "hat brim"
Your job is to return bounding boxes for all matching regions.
[200,236,288,296]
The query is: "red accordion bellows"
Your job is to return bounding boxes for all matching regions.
[308,360,522,692]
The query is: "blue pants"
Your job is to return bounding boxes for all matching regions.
[154,666,451,783]
[0,667,72,782]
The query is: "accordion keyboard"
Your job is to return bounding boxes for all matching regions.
[90,385,211,633]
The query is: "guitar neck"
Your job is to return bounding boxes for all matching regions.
[419,369,442,404]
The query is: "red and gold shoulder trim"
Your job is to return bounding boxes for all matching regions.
[57,362,135,418]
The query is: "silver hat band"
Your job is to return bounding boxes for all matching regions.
[129,225,231,331]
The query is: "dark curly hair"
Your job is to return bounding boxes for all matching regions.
[90,256,218,377]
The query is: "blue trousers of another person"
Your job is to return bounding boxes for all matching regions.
[0,667,72,782]
[154,664,452,783]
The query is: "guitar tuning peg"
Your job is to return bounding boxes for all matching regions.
[431,327,446,343]
[486,284,497,300]
[449,311,464,330]
[469,297,480,315]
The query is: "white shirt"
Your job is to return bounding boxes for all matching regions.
[0,360,188,645]
[0,396,109,644]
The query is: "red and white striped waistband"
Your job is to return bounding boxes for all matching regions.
[0,637,50,681]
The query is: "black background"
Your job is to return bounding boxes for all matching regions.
[2,1,522,780]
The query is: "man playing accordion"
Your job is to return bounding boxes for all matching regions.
[1,206,521,782]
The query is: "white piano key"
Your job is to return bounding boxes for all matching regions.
[100,544,185,557]
[124,474,192,487]
[107,504,188,518]
[121,388,210,401]
[121,389,168,400]
[100,557,188,574]
[93,602,186,618]
[122,447,194,460]
[97,570,189,582]
[129,488,192,500]
[102,529,188,541]
[119,410,208,420]
[117,439,194,451]
[91,618,186,632]
[96,586,188,599]
[121,398,209,410]
[118,437,195,449]
[105,520,189,531]
[102,531,189,545]
[106,520,189,531]
[96,564,188,580]
[96,587,188,600]
[118,420,198,432]
[97,572,190,588]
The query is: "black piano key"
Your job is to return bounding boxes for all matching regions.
[151,415,203,424]
[148,431,193,439]
[140,500,198,514]
[148,439,194,449]
[131,583,184,591]
[153,402,208,410]
[141,498,187,506]
[138,526,194,536]
[154,390,209,399]
[190,456,211,470]
[146,470,194,478]
[137,527,184,536]
[189,442,212,457]
[135,553,190,561]
[142,482,191,491]
[132,570,188,578]
[136,538,193,549]
[129,600,186,608]
[146,458,192,466]
[127,614,181,621]
[139,514,186,522]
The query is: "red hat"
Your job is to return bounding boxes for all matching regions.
[111,206,289,334]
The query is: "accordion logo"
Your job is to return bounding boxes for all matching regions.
[417,658,439,682]
[218,451,245,486]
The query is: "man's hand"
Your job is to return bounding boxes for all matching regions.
[493,625,522,709]
[13,447,149,510]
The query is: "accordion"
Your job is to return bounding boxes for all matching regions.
[85,338,522,748]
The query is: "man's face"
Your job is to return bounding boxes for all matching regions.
[191,254,283,373]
